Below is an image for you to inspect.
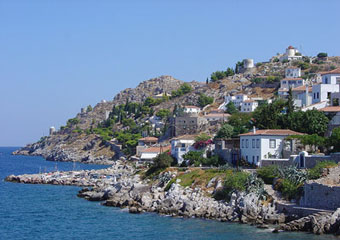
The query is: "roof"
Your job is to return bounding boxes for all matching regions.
[185,105,200,109]
[292,85,312,92]
[281,78,303,81]
[287,46,295,49]
[286,66,299,69]
[319,106,340,113]
[321,67,340,75]
[204,113,230,118]
[244,100,255,103]
[139,137,158,142]
[239,129,304,137]
[140,145,171,153]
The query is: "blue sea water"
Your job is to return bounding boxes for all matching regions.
[0,147,336,240]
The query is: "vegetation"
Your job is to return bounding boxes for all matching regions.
[215,123,234,139]
[145,153,174,177]
[287,134,326,153]
[198,93,214,108]
[156,109,171,120]
[256,165,279,184]
[225,102,238,114]
[171,83,192,98]
[329,127,340,152]
[86,105,93,112]
[228,113,252,137]
[308,161,337,180]
[210,68,235,82]
[274,178,303,201]
[317,52,328,58]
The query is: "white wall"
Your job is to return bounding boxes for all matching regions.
[312,84,340,104]
[322,73,340,84]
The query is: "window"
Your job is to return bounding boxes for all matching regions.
[298,81,302,84]
[257,156,259,163]
[181,143,185,148]
[242,139,244,148]
[269,139,276,148]
[336,77,340,84]
[317,92,319,99]
[283,81,286,84]
[313,93,316,99]
[252,139,255,148]
[252,156,255,164]
[246,156,248,162]
[256,139,260,148]
[246,139,249,148]
[325,77,328,84]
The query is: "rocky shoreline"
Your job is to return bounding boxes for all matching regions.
[5,160,340,236]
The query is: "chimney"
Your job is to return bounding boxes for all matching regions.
[253,126,256,134]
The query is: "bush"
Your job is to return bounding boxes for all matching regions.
[215,123,234,139]
[308,161,337,180]
[317,52,328,58]
[145,153,174,177]
[257,165,279,184]
[198,93,214,108]
[215,171,250,200]
[275,179,303,200]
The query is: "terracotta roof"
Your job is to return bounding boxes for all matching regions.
[185,105,200,109]
[281,78,303,81]
[288,46,295,49]
[239,129,304,136]
[244,100,255,103]
[139,137,158,142]
[321,67,340,75]
[140,145,171,153]
[319,106,340,112]
[292,85,312,92]
[204,113,230,118]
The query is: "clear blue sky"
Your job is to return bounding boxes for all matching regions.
[1,0,340,146]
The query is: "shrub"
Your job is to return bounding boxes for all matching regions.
[215,171,250,201]
[308,161,337,180]
[145,153,174,177]
[317,52,328,58]
[198,93,214,108]
[257,165,279,184]
[215,123,234,139]
[275,179,303,200]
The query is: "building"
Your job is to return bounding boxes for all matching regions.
[224,94,249,109]
[278,78,305,98]
[153,92,171,99]
[49,126,56,135]
[170,114,208,137]
[240,100,258,113]
[139,145,171,161]
[170,135,197,164]
[291,85,312,107]
[280,46,302,62]
[312,69,340,104]
[285,66,301,78]
[136,137,158,156]
[183,105,201,114]
[214,138,240,165]
[239,128,303,166]
[204,111,230,122]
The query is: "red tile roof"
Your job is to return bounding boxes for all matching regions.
[239,129,304,136]
[244,100,255,103]
[185,105,201,109]
[292,85,312,92]
[140,145,171,153]
[321,67,340,75]
[139,137,158,142]
[319,106,340,112]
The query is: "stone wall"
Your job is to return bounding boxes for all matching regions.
[304,153,340,168]
[301,183,340,210]
[261,159,293,167]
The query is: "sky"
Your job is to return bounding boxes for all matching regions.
[1,0,340,146]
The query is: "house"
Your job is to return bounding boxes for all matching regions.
[184,105,201,114]
[139,145,171,161]
[224,94,249,109]
[136,137,158,156]
[170,114,208,137]
[312,68,340,104]
[280,46,303,62]
[204,110,230,122]
[153,92,171,99]
[278,78,305,98]
[214,138,240,165]
[285,66,301,78]
[170,135,197,164]
[239,128,303,166]
[240,100,258,112]
[291,85,312,107]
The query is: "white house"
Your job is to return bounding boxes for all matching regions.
[240,100,258,113]
[280,46,303,62]
[285,66,301,78]
[278,78,305,98]
[170,135,196,164]
[239,129,304,166]
[291,85,312,107]
[224,94,249,108]
[184,106,201,114]
[312,68,340,104]
[204,112,230,122]
[140,145,171,161]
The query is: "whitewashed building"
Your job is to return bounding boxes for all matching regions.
[285,67,301,78]
[312,68,340,104]
[184,106,201,114]
[170,135,196,164]
[140,145,171,161]
[278,78,305,98]
[240,100,258,112]
[280,46,303,62]
[224,94,249,109]
[239,129,303,166]
[292,85,312,107]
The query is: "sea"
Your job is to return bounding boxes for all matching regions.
[0,147,336,240]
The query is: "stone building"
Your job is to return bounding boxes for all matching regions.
[170,114,208,137]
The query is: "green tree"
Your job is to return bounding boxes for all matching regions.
[215,123,234,139]
[252,99,286,129]
[179,83,192,94]
[156,109,171,120]
[228,113,252,136]
[86,105,93,112]
[317,52,328,58]
[329,127,340,152]
[198,94,214,108]
[225,102,238,114]
[153,152,173,169]
[144,97,156,107]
